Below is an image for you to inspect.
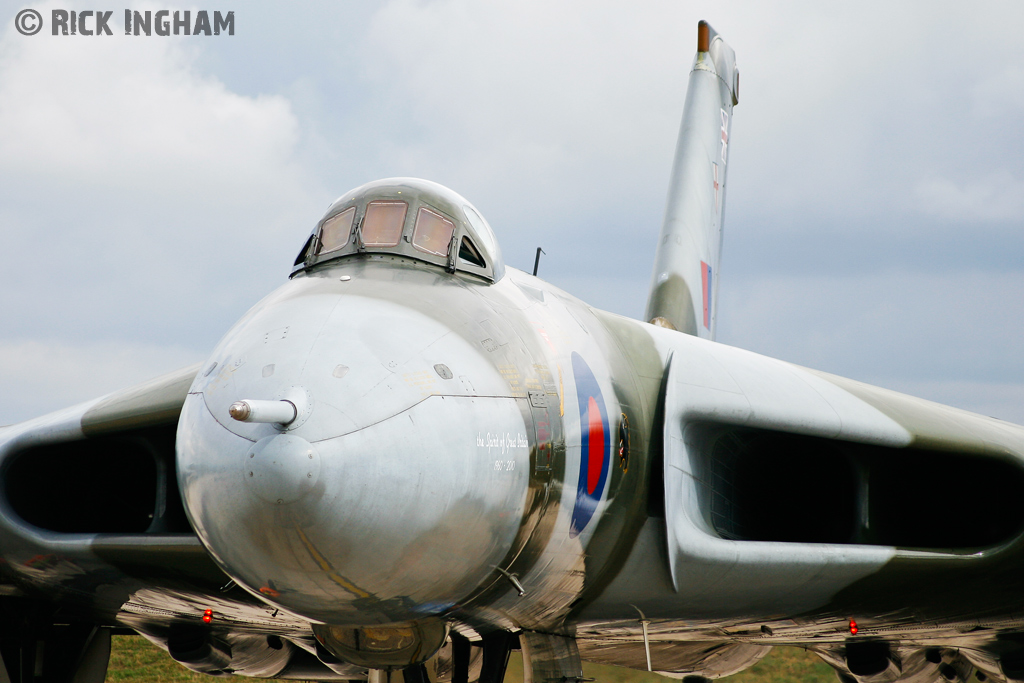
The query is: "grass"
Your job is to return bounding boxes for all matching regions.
[107,636,835,683]
[722,648,835,683]
[107,636,243,683]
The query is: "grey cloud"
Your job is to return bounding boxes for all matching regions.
[913,174,1024,223]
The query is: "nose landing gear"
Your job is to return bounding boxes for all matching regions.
[446,630,587,683]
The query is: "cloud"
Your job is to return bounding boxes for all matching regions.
[0,1,324,264]
[0,2,326,423]
[0,5,304,204]
[0,338,201,426]
[912,173,1024,223]
[718,268,1024,390]
[355,0,689,228]
[0,11,323,253]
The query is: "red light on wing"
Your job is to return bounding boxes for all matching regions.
[849,619,858,635]
[203,609,213,624]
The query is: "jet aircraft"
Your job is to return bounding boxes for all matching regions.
[2,20,1024,683]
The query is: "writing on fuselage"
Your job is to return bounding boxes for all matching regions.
[477,432,529,456]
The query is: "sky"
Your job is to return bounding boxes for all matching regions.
[1,1,1023,425]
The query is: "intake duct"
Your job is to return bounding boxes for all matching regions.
[689,424,1024,550]
[1,425,191,534]
[845,640,900,683]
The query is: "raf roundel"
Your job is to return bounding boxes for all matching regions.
[569,352,611,538]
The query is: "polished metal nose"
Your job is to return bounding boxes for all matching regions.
[177,279,532,625]
[243,434,321,505]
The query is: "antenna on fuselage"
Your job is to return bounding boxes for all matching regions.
[532,247,546,276]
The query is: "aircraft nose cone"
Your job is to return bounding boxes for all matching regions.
[177,277,533,624]
[244,434,321,505]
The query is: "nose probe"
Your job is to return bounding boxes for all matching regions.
[229,399,297,425]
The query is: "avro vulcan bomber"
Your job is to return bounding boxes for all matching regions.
[3,20,1024,683]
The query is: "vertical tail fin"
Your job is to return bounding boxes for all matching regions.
[645,21,738,339]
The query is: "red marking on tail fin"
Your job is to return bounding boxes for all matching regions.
[701,261,712,329]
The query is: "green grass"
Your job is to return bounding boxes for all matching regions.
[107,636,244,683]
[722,648,835,683]
[107,636,834,683]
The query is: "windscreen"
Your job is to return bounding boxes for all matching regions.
[319,207,356,254]
[412,207,455,257]
[362,201,408,247]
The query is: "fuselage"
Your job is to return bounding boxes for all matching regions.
[177,255,659,633]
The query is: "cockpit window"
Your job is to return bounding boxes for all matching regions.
[292,179,505,283]
[318,206,356,254]
[463,204,497,255]
[294,233,315,266]
[458,236,486,267]
[362,201,407,247]
[412,207,455,257]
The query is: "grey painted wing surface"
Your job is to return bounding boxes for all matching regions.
[805,367,1024,454]
[81,363,201,435]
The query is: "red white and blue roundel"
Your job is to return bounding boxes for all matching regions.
[569,352,611,538]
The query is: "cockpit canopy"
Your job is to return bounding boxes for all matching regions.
[292,178,504,282]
